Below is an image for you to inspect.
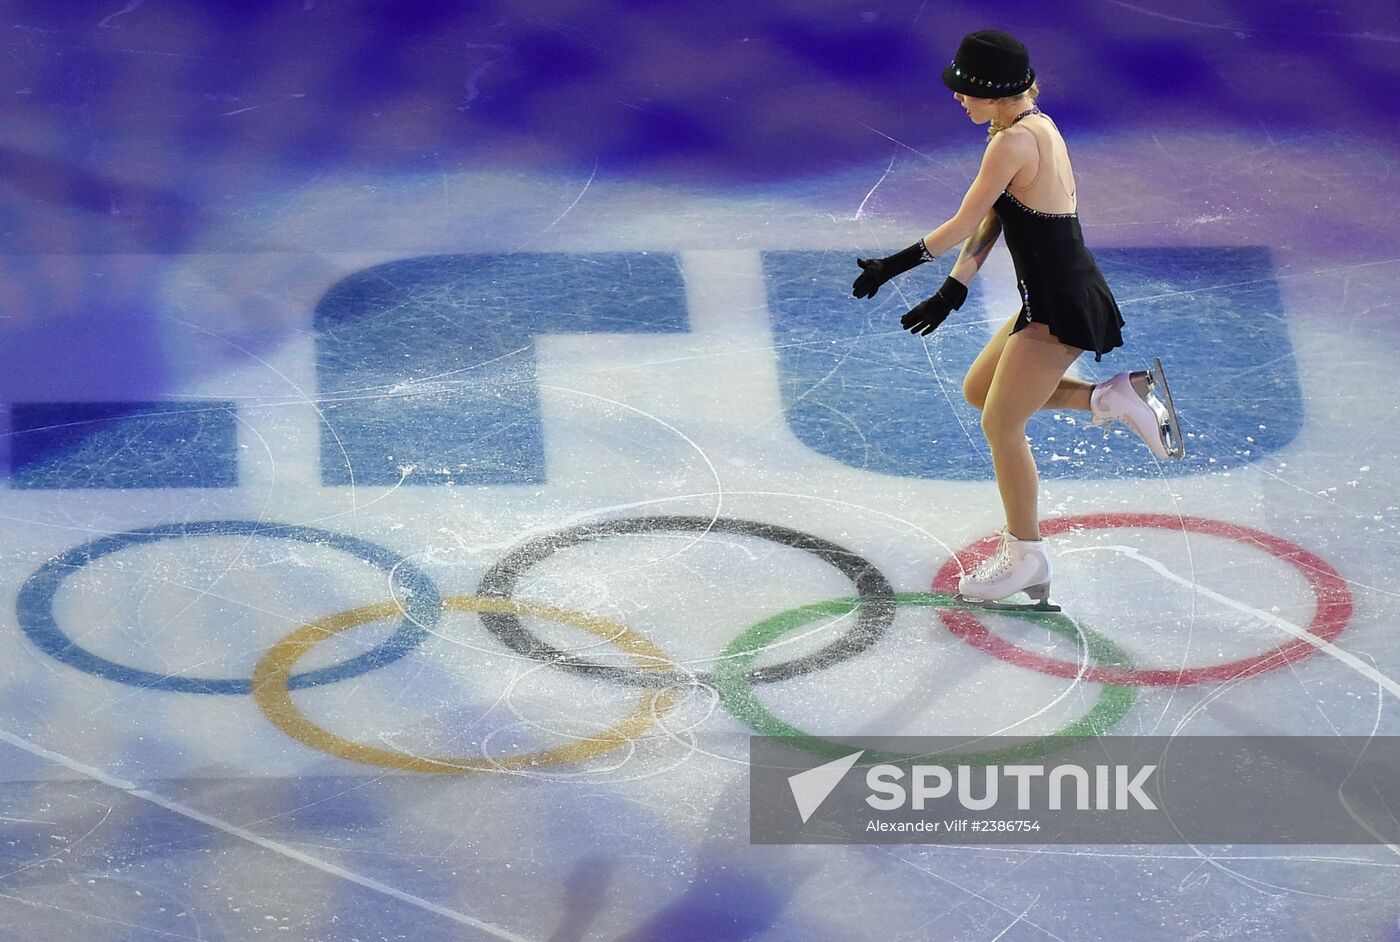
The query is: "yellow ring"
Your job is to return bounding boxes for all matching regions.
[252,595,680,773]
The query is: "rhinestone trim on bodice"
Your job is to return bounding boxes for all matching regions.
[1001,189,1077,219]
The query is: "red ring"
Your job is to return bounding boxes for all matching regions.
[933,513,1353,686]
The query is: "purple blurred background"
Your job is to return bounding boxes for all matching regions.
[0,0,1396,464]
[0,0,1396,253]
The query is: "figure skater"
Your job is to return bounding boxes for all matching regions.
[851,29,1183,611]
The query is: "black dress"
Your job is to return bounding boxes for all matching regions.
[993,165,1124,362]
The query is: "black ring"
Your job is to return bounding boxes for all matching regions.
[475,515,897,688]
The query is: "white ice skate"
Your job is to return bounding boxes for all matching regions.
[1090,357,1185,460]
[954,532,1061,613]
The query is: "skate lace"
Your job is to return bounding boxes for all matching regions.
[970,534,1014,580]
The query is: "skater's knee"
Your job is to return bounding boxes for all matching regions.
[963,374,988,412]
[980,406,1026,443]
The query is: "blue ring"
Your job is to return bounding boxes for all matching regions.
[16,520,441,695]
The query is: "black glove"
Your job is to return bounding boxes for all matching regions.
[901,276,968,336]
[852,240,931,299]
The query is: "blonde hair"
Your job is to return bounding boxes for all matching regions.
[987,81,1041,139]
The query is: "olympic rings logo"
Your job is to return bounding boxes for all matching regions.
[254,596,681,773]
[14,514,1353,773]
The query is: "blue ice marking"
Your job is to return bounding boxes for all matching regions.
[8,401,238,489]
[765,247,1302,479]
[1093,246,1302,477]
[314,253,688,485]
[15,520,442,695]
[764,250,990,480]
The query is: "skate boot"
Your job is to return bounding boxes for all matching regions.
[955,531,1060,613]
[1090,357,1185,459]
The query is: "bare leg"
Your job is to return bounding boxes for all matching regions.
[1043,376,1093,411]
[964,314,1093,412]
[980,324,1085,540]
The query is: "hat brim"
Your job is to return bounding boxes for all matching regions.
[941,64,1035,99]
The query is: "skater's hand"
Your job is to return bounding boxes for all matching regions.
[900,294,953,335]
[851,241,928,299]
[901,276,967,336]
[851,258,892,299]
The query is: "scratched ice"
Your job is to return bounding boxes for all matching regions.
[1,3,1399,941]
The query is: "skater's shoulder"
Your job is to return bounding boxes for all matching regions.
[983,125,1039,170]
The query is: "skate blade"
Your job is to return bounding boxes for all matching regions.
[1147,357,1186,459]
[953,593,1062,614]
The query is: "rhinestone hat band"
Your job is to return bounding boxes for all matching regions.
[950,62,1033,92]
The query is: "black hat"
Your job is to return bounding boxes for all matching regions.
[941,30,1035,98]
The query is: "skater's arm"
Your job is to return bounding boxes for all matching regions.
[851,136,1016,302]
[919,132,1021,258]
[898,211,1000,336]
[948,211,1002,287]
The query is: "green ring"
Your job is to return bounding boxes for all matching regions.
[715,592,1137,765]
